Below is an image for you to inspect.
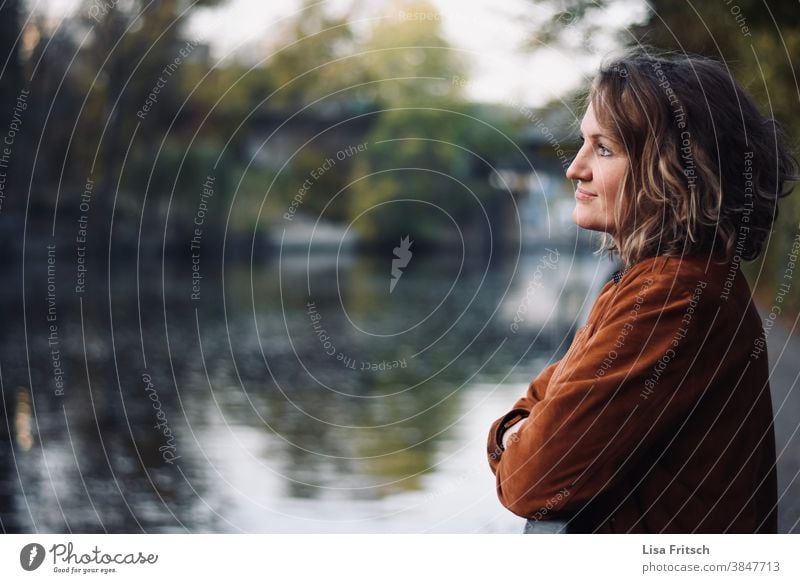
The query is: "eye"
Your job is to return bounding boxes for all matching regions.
[597,143,613,157]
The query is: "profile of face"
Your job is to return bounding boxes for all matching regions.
[566,101,629,237]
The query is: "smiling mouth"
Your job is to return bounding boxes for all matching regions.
[575,188,598,200]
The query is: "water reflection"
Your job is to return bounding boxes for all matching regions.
[0,244,614,532]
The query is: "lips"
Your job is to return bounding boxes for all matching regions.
[575,188,598,201]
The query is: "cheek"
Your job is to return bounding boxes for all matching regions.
[606,168,626,204]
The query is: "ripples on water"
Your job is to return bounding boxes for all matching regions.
[0,244,614,533]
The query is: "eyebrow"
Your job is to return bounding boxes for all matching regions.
[579,130,612,140]
[579,130,618,144]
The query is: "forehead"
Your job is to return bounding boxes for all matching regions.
[579,103,602,133]
[580,102,600,129]
[580,100,617,139]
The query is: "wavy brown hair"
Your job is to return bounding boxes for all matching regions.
[587,49,797,266]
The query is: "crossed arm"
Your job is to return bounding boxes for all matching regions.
[487,276,703,518]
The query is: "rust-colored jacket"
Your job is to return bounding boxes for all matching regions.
[488,253,778,533]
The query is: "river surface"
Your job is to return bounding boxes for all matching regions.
[0,243,616,533]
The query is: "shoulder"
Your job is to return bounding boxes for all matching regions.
[618,253,731,296]
[596,253,731,321]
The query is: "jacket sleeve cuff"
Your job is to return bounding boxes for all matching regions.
[487,408,529,472]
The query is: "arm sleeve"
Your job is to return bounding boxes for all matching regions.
[491,274,705,519]
[487,359,561,472]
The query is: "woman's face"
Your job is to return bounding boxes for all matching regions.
[566,101,628,236]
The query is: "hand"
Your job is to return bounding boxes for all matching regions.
[502,418,527,449]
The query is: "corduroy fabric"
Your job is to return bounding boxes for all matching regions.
[488,252,778,533]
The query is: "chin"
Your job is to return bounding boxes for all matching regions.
[571,209,594,231]
[572,208,611,234]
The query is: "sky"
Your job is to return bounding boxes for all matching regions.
[36,0,647,107]
[187,0,586,106]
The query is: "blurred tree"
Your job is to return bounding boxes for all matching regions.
[3,12,84,221]
[353,0,469,107]
[264,0,358,110]
[0,0,27,260]
[0,0,25,222]
[75,0,222,188]
[0,0,24,113]
[4,0,226,232]
[347,105,516,245]
[343,0,517,246]
[59,0,227,254]
[245,0,483,230]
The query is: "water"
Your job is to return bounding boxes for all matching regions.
[0,243,615,533]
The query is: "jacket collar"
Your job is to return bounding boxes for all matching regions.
[611,264,634,284]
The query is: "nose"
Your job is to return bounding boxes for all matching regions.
[566,145,591,182]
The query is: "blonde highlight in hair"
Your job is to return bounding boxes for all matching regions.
[587,49,797,267]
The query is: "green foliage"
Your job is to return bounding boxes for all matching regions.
[348,105,515,244]
[353,0,468,107]
[274,144,359,223]
[252,0,499,240]
[264,0,357,109]
[524,0,616,48]
[8,0,522,253]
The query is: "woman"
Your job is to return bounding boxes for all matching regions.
[487,50,797,533]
